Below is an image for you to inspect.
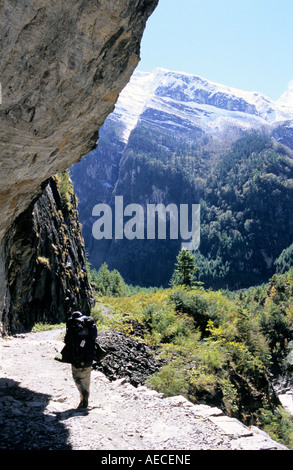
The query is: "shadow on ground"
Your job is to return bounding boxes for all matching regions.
[0,378,71,450]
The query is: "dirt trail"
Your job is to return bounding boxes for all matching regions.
[0,328,287,451]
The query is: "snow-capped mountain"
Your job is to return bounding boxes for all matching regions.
[70,67,293,287]
[278,81,293,109]
[111,67,293,144]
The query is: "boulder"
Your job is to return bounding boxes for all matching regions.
[94,330,162,386]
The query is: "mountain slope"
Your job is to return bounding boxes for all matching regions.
[71,68,293,288]
[112,67,293,146]
[196,134,293,289]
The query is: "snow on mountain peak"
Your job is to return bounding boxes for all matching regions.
[113,68,293,143]
[114,68,167,142]
[277,81,293,110]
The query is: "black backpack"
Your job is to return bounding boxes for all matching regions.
[66,315,97,367]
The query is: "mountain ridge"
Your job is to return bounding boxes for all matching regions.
[70,67,293,288]
[113,67,293,145]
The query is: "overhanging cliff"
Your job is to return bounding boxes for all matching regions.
[0,0,158,333]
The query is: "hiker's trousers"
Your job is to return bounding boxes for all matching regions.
[71,364,91,406]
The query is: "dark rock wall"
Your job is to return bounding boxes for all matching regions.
[3,177,93,334]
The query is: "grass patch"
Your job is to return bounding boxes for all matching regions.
[31,322,66,333]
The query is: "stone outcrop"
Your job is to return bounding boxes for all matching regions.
[0,0,158,332]
[3,175,94,334]
[94,329,162,386]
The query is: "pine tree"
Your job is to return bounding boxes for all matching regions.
[110,269,126,297]
[96,262,111,295]
[170,248,199,287]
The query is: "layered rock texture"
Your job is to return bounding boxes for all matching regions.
[3,175,94,333]
[0,0,158,333]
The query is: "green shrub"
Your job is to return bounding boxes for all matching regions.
[169,289,210,335]
[257,406,293,449]
[56,170,75,211]
[32,323,65,332]
[147,359,189,397]
[142,304,194,345]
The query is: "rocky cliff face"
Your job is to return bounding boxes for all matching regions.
[0,0,158,333]
[3,175,94,333]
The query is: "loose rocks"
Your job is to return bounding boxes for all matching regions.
[94,330,162,386]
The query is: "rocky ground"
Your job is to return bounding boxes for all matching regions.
[0,328,288,453]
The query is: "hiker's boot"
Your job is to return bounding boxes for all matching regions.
[78,391,89,409]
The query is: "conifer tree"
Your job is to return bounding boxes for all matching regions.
[170,248,199,287]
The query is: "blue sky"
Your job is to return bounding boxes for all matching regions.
[138,0,293,100]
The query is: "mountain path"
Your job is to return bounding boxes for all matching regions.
[0,328,288,451]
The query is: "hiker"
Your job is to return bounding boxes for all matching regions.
[64,311,98,409]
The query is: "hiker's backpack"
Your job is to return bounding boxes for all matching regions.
[66,314,97,367]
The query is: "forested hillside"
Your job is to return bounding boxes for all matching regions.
[196,134,293,289]
[70,69,293,290]
[72,130,293,290]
